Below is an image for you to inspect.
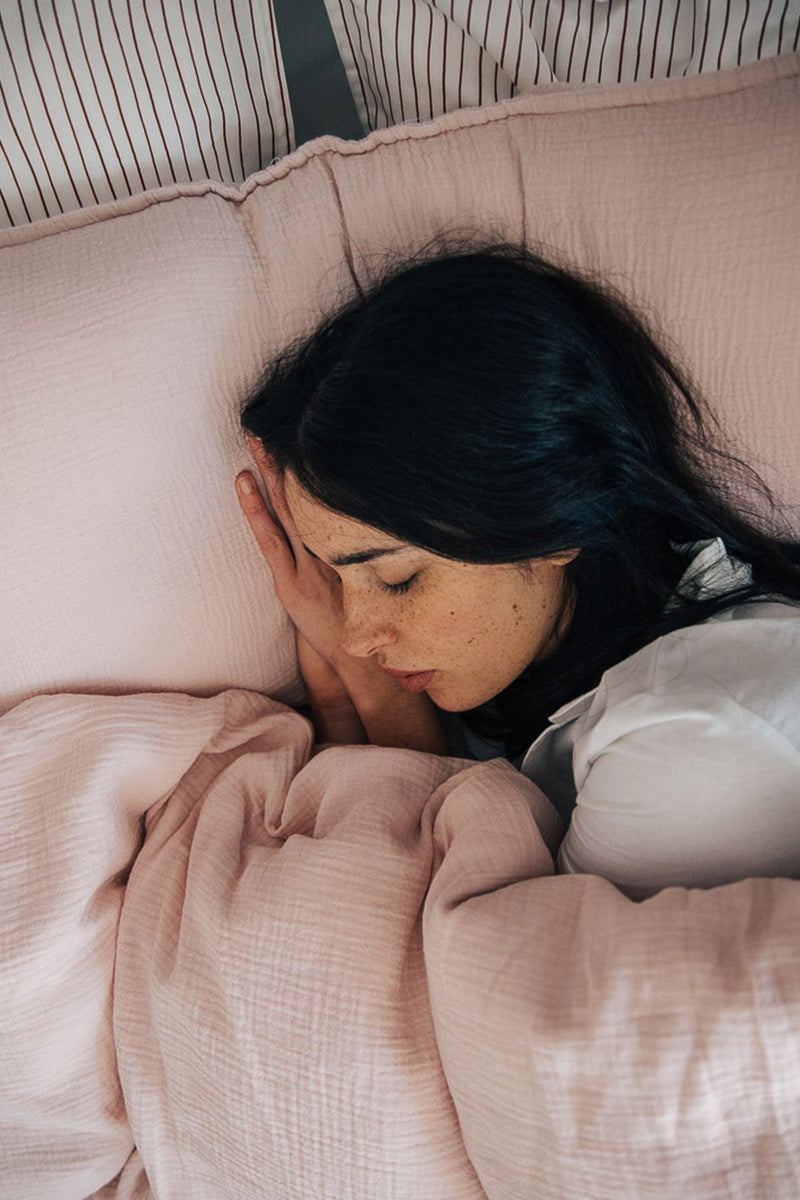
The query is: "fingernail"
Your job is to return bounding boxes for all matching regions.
[237,473,255,494]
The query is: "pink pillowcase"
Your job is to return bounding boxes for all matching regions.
[1,53,798,718]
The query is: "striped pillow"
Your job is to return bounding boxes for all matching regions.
[1,0,797,229]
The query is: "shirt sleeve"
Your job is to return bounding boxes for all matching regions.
[558,686,800,900]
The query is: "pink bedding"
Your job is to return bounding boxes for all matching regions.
[3,689,799,1198]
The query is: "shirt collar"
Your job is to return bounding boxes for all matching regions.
[544,538,750,727]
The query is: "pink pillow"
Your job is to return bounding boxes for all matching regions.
[1,52,798,719]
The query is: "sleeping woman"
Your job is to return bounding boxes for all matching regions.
[235,241,800,900]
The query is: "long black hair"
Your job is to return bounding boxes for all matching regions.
[240,238,800,760]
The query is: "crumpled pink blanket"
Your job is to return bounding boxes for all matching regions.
[2,690,799,1199]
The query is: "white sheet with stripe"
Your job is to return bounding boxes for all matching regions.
[1,0,798,229]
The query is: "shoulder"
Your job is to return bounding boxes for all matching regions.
[585,599,800,753]
[560,600,800,897]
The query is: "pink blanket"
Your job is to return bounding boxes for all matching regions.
[2,690,799,1198]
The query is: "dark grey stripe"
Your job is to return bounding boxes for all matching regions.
[271,0,363,144]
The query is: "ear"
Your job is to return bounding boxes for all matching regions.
[546,548,581,567]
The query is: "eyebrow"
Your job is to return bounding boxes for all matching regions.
[302,543,408,567]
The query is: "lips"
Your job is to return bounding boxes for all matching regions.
[379,665,437,693]
[380,664,432,677]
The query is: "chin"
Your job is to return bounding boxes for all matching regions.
[428,678,502,713]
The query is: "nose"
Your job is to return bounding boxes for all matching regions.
[339,595,399,659]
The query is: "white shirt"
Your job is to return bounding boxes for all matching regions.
[447,540,800,899]
[523,540,800,897]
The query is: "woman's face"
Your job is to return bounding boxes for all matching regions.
[284,473,577,712]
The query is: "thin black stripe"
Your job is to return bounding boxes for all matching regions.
[633,0,647,78]
[245,0,276,163]
[139,2,192,177]
[1,7,63,211]
[441,8,448,113]
[424,2,434,118]
[363,0,391,122]
[617,0,631,83]
[263,0,291,155]
[500,0,512,74]
[777,0,791,51]
[566,0,582,80]
[685,0,698,74]
[666,0,682,76]
[212,0,245,177]
[649,0,666,78]
[738,0,752,65]
[42,0,107,201]
[756,0,776,57]
[552,0,568,78]
[598,0,613,79]
[348,0,383,126]
[540,0,553,63]
[121,0,172,185]
[0,69,40,220]
[716,0,733,70]
[409,0,421,119]
[375,0,395,123]
[17,0,81,204]
[698,0,714,73]
[512,3,524,83]
[177,0,224,175]
[106,1,164,188]
[85,0,146,191]
[338,0,374,128]
[157,0,213,178]
[191,0,235,175]
[581,0,597,82]
[0,157,16,223]
[229,2,265,164]
[394,0,405,121]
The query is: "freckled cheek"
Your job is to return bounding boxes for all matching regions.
[408,600,464,646]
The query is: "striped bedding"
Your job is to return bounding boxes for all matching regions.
[1,0,798,229]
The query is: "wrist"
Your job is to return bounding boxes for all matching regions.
[329,654,447,755]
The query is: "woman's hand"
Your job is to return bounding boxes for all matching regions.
[296,630,368,746]
[236,437,448,756]
[235,438,346,668]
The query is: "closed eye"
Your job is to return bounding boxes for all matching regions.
[378,574,417,596]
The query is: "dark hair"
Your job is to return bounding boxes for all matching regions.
[240,238,800,760]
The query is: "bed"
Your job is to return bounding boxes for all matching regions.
[1,14,800,1199]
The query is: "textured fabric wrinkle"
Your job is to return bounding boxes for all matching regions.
[318,154,362,299]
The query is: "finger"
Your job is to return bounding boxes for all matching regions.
[246,435,278,486]
[255,460,309,562]
[245,437,289,519]
[236,471,297,573]
[244,440,310,565]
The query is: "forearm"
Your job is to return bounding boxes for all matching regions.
[332,654,448,755]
